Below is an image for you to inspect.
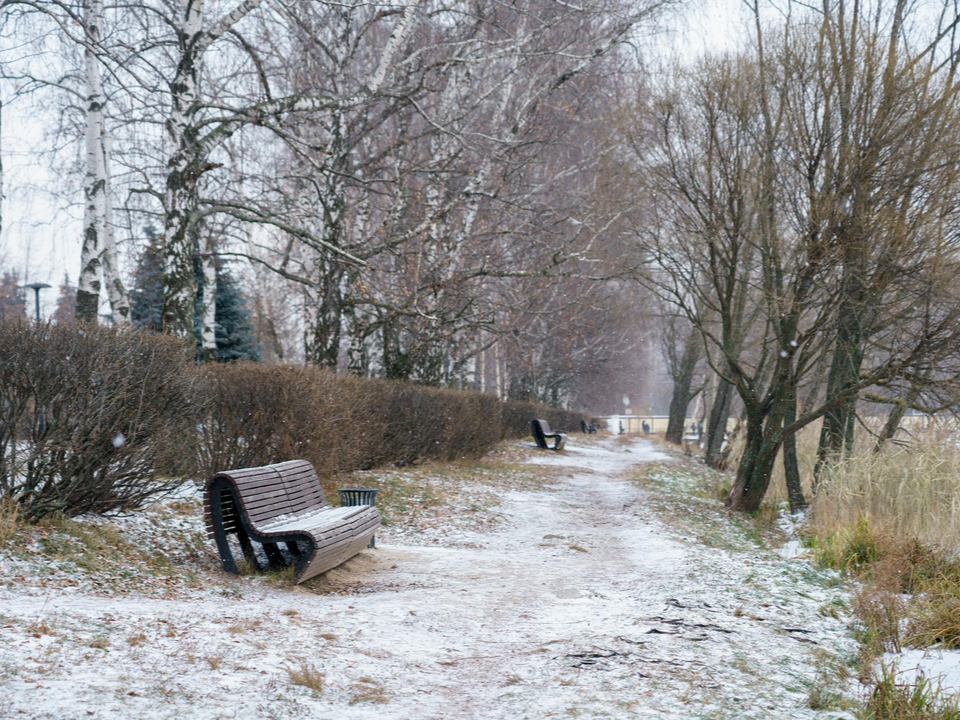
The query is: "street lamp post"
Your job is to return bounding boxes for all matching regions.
[21,282,52,322]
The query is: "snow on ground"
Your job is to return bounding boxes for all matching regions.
[0,435,855,719]
[881,649,960,695]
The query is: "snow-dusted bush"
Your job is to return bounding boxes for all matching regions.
[0,321,196,520]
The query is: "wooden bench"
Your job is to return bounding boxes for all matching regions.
[203,459,380,584]
[531,418,567,451]
[580,419,597,434]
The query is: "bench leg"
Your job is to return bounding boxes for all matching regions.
[237,527,263,572]
[263,542,286,568]
[235,524,260,571]
[209,483,239,575]
[286,541,303,558]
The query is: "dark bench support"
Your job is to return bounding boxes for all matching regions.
[580,419,597,434]
[531,418,567,451]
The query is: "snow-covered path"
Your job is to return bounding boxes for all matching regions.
[0,437,852,719]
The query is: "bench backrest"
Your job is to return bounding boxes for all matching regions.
[211,459,331,527]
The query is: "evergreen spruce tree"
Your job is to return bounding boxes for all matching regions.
[133,228,259,362]
[0,270,25,322]
[209,263,260,362]
[130,226,164,331]
[192,256,260,362]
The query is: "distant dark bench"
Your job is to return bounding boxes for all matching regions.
[580,419,597,434]
[531,418,567,451]
[203,459,380,584]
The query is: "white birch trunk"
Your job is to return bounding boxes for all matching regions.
[77,0,108,324]
[199,243,218,362]
[99,125,130,324]
[366,0,423,95]
[495,339,504,400]
[478,338,486,393]
[161,0,205,334]
[454,49,519,248]
[159,0,267,335]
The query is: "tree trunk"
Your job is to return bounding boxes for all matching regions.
[844,394,859,456]
[705,377,734,468]
[876,400,908,451]
[0,97,4,240]
[782,381,807,513]
[305,259,343,367]
[98,126,130,324]
[198,249,217,363]
[726,407,783,512]
[161,0,204,335]
[77,0,108,324]
[665,326,701,444]
[813,324,865,486]
[874,381,923,452]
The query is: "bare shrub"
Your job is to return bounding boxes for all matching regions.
[193,363,350,480]
[0,321,196,520]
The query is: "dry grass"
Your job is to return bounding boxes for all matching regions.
[0,498,20,546]
[811,440,960,551]
[27,619,54,637]
[907,574,960,649]
[227,619,262,634]
[861,662,960,719]
[87,636,110,650]
[348,678,389,705]
[286,660,324,694]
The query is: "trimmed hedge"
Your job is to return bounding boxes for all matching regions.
[0,322,589,518]
[195,363,589,486]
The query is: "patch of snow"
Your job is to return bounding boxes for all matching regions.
[778,508,810,560]
[881,649,960,694]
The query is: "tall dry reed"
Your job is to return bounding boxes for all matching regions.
[811,440,960,552]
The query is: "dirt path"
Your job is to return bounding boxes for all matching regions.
[0,437,853,719]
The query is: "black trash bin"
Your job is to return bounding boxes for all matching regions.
[337,487,379,548]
